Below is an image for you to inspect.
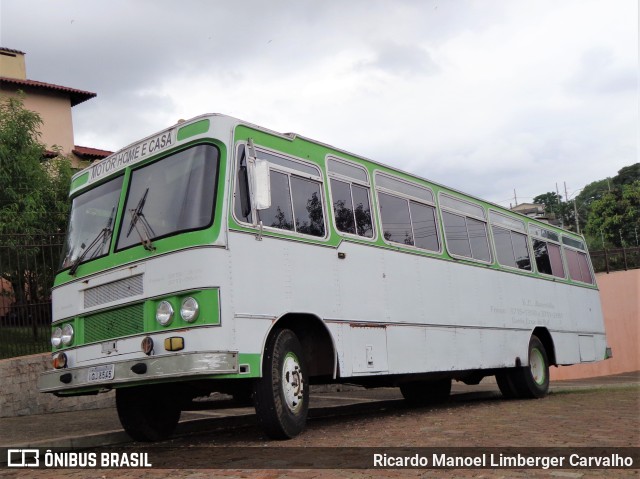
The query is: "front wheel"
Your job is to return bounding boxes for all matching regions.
[116,385,181,442]
[253,328,309,439]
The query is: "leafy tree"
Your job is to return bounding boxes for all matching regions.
[585,181,640,248]
[533,192,573,228]
[0,94,72,314]
[612,163,640,188]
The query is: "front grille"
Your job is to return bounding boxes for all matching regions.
[84,275,144,309]
[83,303,144,344]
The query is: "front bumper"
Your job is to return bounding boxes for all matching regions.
[38,351,238,393]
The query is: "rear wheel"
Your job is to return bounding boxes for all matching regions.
[498,335,550,399]
[253,328,309,439]
[400,378,452,406]
[116,385,181,442]
[513,335,549,398]
[496,370,518,399]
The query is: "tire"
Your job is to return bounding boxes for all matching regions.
[400,378,452,406]
[253,328,309,439]
[511,335,550,399]
[116,385,181,442]
[496,370,519,399]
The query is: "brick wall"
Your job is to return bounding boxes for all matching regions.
[0,353,114,418]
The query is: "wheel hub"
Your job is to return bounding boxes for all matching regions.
[530,348,546,385]
[282,353,304,413]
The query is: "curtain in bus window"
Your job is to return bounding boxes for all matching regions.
[565,249,583,281]
[259,171,294,231]
[290,176,325,237]
[533,239,552,275]
[443,211,471,257]
[512,231,531,270]
[576,251,594,284]
[379,192,413,245]
[547,243,565,278]
[352,185,373,238]
[331,178,356,235]
[467,217,491,261]
[409,202,439,251]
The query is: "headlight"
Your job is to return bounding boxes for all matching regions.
[51,327,62,348]
[156,301,174,326]
[180,297,199,322]
[61,324,74,346]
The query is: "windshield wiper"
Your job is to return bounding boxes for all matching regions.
[127,187,156,251]
[69,207,115,276]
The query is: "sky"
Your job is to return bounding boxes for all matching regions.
[1,0,637,207]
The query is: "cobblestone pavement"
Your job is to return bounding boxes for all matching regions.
[1,378,638,478]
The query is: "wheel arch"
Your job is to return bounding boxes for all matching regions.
[262,312,337,380]
[532,326,557,366]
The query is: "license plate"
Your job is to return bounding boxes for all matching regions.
[87,364,115,382]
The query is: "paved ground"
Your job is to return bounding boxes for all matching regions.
[0,372,638,478]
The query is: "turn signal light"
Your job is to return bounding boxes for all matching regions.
[52,352,67,369]
[164,337,184,351]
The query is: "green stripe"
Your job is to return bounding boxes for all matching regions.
[178,119,210,141]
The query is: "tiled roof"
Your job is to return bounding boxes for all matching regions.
[0,47,25,55]
[72,145,113,159]
[0,76,96,106]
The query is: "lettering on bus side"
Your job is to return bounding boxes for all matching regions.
[89,131,176,183]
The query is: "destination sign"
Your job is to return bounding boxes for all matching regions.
[88,129,176,183]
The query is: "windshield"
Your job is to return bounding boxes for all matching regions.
[60,176,124,270]
[117,144,219,250]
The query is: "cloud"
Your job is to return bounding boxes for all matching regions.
[1,0,636,207]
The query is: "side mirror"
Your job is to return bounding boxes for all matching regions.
[250,158,271,212]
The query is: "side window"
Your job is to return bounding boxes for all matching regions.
[234,143,326,238]
[376,172,439,251]
[490,212,531,271]
[532,239,565,278]
[328,159,374,238]
[259,171,294,231]
[379,192,414,245]
[565,248,594,284]
[291,176,325,237]
[441,194,490,262]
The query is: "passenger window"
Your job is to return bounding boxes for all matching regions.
[565,249,594,284]
[378,192,439,251]
[442,211,472,257]
[379,192,413,245]
[259,171,294,231]
[492,225,531,271]
[442,210,490,261]
[291,176,325,237]
[409,202,439,251]
[533,239,565,278]
[330,179,374,238]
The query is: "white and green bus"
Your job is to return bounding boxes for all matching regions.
[39,114,610,441]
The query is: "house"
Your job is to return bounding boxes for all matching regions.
[0,47,112,168]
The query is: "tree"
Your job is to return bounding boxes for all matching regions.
[533,192,573,228]
[585,181,640,248]
[612,163,640,189]
[0,94,72,315]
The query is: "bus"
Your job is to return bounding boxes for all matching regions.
[39,114,610,441]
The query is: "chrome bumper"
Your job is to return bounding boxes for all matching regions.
[38,351,238,393]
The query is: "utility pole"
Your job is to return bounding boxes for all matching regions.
[574,199,580,234]
[513,189,518,206]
